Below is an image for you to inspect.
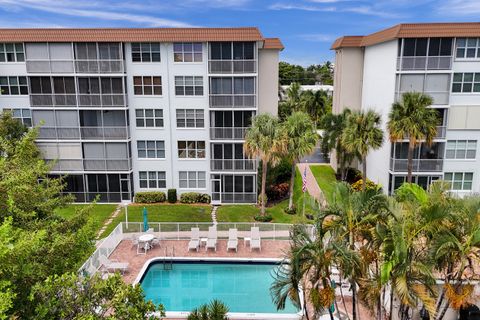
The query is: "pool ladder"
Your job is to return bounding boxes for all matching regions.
[163,247,174,270]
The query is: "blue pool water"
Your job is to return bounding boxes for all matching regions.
[140,261,299,314]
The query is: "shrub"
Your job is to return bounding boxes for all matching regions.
[351,179,381,192]
[345,167,362,184]
[254,214,273,222]
[135,191,166,203]
[284,206,297,215]
[179,192,211,204]
[167,189,177,203]
[266,182,290,201]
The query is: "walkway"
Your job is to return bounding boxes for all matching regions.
[297,163,328,208]
[96,204,122,239]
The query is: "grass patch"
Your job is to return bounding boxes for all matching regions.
[100,204,212,238]
[55,204,117,236]
[309,165,337,204]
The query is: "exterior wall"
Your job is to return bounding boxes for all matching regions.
[258,48,279,115]
[361,40,398,190]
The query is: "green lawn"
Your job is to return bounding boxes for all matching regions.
[55,204,117,235]
[309,165,337,204]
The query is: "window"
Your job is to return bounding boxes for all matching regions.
[446,140,477,159]
[131,43,161,62]
[176,109,204,128]
[133,76,162,95]
[174,76,203,96]
[178,141,205,158]
[74,43,121,60]
[210,77,255,94]
[0,43,24,62]
[444,172,473,190]
[0,76,28,95]
[135,109,163,127]
[210,42,255,60]
[455,38,480,59]
[139,171,166,188]
[179,171,206,188]
[137,140,165,159]
[452,73,480,93]
[5,108,32,127]
[173,43,202,62]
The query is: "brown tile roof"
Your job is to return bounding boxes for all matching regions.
[263,37,284,50]
[331,22,480,49]
[0,27,267,42]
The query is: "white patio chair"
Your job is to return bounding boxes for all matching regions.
[250,227,261,251]
[227,228,238,252]
[206,226,217,252]
[188,227,200,252]
[99,256,129,274]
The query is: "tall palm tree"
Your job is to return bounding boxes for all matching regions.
[301,90,330,127]
[282,111,319,210]
[244,114,284,215]
[187,299,229,320]
[320,109,355,181]
[387,92,439,183]
[342,110,384,191]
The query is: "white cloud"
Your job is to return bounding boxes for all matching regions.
[181,0,251,8]
[437,0,480,15]
[299,33,335,42]
[269,3,336,12]
[0,0,196,27]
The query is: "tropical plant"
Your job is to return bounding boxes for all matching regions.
[244,114,284,215]
[387,92,439,183]
[279,82,303,121]
[300,89,331,126]
[320,109,356,181]
[282,111,319,210]
[341,110,384,191]
[187,299,229,320]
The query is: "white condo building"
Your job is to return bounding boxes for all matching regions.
[332,22,480,195]
[0,28,283,203]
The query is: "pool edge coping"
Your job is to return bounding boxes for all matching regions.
[133,256,304,320]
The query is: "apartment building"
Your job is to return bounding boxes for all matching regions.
[0,28,283,203]
[332,23,480,195]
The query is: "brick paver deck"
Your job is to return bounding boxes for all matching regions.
[110,239,290,284]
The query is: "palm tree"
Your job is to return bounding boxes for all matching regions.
[244,114,284,215]
[342,110,384,191]
[187,299,229,320]
[300,90,331,127]
[279,82,303,121]
[387,92,439,183]
[320,109,355,180]
[282,111,319,210]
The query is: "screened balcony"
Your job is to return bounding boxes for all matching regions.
[210,110,254,140]
[74,43,124,73]
[389,142,444,172]
[77,77,125,107]
[395,74,450,105]
[208,42,256,74]
[210,159,257,171]
[29,76,77,107]
[209,77,256,108]
[80,110,129,140]
[396,38,453,71]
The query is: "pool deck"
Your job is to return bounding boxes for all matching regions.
[110,239,290,284]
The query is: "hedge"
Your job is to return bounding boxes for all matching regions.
[179,192,211,204]
[167,189,177,203]
[134,191,166,203]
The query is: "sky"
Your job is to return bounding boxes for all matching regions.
[0,0,479,66]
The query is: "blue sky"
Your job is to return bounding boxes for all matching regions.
[0,0,479,66]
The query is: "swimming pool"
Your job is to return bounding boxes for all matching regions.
[136,258,302,319]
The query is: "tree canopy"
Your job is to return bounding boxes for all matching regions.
[279,61,333,85]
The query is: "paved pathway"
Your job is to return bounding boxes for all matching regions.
[297,163,328,208]
[96,204,122,239]
[211,205,218,224]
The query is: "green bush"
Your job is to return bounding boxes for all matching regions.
[254,214,273,222]
[167,189,177,203]
[135,191,166,203]
[179,192,211,204]
[351,179,381,192]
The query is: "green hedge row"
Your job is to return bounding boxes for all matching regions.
[134,191,166,203]
[179,192,211,204]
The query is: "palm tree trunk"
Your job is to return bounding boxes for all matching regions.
[389,288,393,320]
[349,231,358,320]
[339,277,351,320]
[407,139,414,183]
[288,160,296,210]
[261,160,268,216]
[362,156,367,191]
[339,152,346,181]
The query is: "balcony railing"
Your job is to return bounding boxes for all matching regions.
[389,158,443,172]
[210,127,248,140]
[397,56,452,71]
[210,159,256,171]
[38,127,80,140]
[83,159,132,171]
[26,60,75,73]
[81,127,130,140]
[208,60,256,74]
[78,94,125,107]
[30,94,77,107]
[212,192,257,204]
[209,95,256,108]
[75,60,124,73]
[48,159,84,171]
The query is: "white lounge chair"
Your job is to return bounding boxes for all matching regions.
[206,226,217,252]
[227,228,238,252]
[250,227,261,251]
[188,227,200,252]
[99,256,129,274]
